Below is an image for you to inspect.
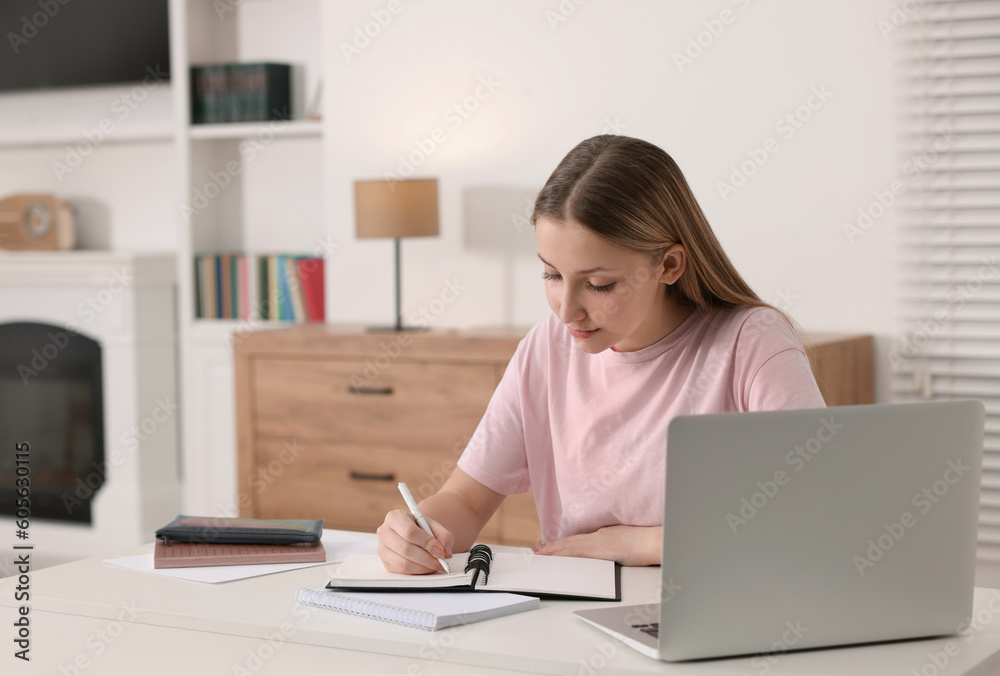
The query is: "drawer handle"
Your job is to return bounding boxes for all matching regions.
[347,385,394,396]
[349,471,396,482]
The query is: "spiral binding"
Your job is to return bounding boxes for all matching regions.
[464,544,493,587]
[296,588,436,630]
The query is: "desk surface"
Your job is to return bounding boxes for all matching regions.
[3,534,1000,675]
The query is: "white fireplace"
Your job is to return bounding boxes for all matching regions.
[0,251,179,561]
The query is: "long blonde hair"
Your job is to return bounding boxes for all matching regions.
[531,135,776,315]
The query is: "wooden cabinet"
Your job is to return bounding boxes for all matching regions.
[234,326,874,547]
[803,334,875,407]
[234,326,532,545]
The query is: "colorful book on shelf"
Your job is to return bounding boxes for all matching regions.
[285,256,306,322]
[296,588,539,632]
[325,544,621,601]
[194,253,323,322]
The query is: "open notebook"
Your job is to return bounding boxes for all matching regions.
[326,544,621,601]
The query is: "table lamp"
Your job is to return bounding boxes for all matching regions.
[354,178,439,331]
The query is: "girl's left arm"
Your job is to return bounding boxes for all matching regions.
[532,525,661,566]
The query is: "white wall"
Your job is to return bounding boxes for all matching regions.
[0,84,176,251]
[323,0,902,400]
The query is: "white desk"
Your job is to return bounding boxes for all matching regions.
[3,535,1000,675]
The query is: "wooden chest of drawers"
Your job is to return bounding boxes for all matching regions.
[234,326,874,547]
[233,326,538,545]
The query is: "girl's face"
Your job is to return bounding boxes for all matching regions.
[535,217,687,354]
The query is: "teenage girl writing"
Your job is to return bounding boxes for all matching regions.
[377,135,825,573]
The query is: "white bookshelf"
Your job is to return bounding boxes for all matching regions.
[169,0,330,515]
[187,119,322,141]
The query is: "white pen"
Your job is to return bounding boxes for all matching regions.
[398,482,451,574]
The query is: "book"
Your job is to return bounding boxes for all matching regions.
[220,253,232,319]
[189,62,291,124]
[154,540,326,569]
[325,544,621,601]
[191,252,324,323]
[285,256,306,322]
[155,515,324,546]
[299,257,325,321]
[194,254,203,318]
[202,255,217,318]
[268,255,279,320]
[296,588,539,631]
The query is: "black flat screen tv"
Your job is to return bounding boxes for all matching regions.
[0,0,170,92]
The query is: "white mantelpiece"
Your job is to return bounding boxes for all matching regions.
[0,251,179,559]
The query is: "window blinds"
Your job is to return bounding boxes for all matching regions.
[894,0,1000,566]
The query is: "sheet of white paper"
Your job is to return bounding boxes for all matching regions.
[103,530,377,583]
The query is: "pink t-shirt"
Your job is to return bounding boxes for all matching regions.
[457,305,826,543]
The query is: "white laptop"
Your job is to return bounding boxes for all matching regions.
[575,400,985,661]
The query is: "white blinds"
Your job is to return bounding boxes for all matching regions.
[895,0,1000,565]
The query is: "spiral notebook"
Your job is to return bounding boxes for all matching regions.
[326,544,621,601]
[296,588,539,631]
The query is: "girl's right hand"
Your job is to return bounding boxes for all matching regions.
[376,509,454,574]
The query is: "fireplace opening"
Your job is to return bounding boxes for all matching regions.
[0,322,105,523]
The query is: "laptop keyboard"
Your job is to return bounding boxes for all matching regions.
[631,622,659,638]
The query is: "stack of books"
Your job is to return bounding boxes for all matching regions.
[190,62,291,124]
[194,253,324,323]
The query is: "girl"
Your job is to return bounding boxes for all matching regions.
[377,135,825,573]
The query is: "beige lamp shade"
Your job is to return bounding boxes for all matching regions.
[354,179,439,239]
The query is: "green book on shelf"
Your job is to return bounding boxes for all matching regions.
[194,254,203,318]
[258,255,269,321]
